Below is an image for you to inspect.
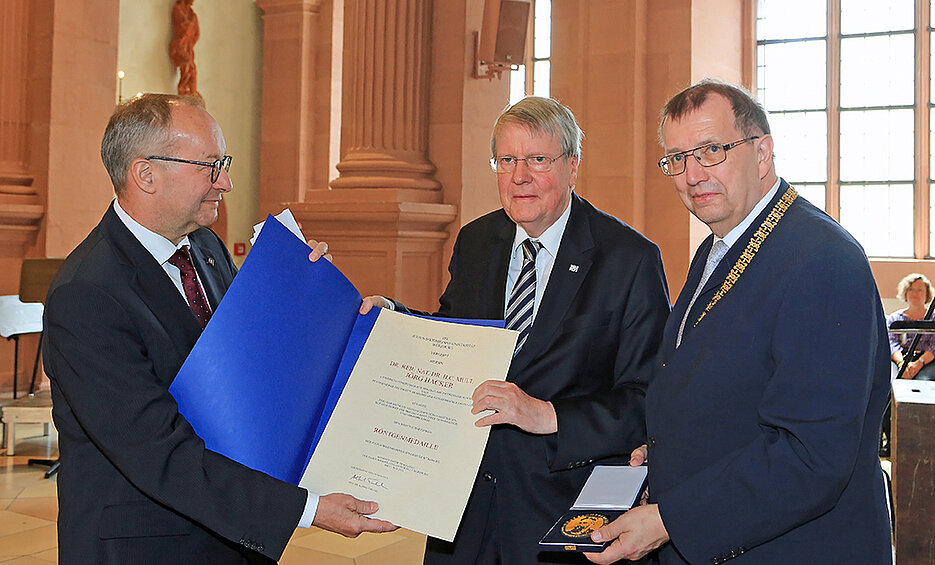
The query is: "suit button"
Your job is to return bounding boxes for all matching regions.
[257,543,265,552]
[648,436,656,447]
[482,471,493,481]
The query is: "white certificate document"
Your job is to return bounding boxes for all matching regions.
[572,466,648,510]
[299,308,518,541]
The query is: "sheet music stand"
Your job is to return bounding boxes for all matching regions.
[0,296,43,400]
[17,258,64,477]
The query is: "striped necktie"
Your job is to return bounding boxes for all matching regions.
[505,239,540,354]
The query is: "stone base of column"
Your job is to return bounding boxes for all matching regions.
[0,191,43,257]
[290,190,457,312]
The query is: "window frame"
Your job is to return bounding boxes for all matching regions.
[510,0,551,103]
[753,0,932,259]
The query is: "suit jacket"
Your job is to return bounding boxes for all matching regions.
[400,193,670,564]
[647,181,892,564]
[43,204,306,564]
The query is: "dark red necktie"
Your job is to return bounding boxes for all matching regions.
[167,246,213,328]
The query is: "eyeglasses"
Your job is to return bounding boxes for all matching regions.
[490,154,566,174]
[657,136,759,177]
[146,155,233,183]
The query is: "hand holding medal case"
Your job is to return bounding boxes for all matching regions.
[539,465,648,552]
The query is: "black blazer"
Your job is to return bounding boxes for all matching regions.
[401,193,671,564]
[647,181,892,564]
[43,204,306,564]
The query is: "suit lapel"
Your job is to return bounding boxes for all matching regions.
[697,182,789,298]
[102,206,203,356]
[512,194,593,371]
[188,241,225,310]
[488,218,514,319]
[670,181,791,350]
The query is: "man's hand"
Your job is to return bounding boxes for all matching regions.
[630,444,648,466]
[471,380,557,434]
[312,493,398,537]
[584,504,669,564]
[307,239,333,263]
[902,360,922,379]
[629,444,650,505]
[360,295,393,314]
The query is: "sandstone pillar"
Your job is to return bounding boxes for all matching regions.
[279,0,457,310]
[0,0,43,259]
[0,0,118,395]
[255,0,328,216]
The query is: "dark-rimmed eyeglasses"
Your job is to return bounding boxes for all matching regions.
[489,154,566,174]
[146,155,233,183]
[657,136,759,177]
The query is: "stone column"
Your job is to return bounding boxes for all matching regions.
[255,0,327,216]
[0,0,118,395]
[279,0,457,310]
[0,0,43,257]
[328,0,441,199]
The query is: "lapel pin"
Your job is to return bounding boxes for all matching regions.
[207,257,215,266]
[569,264,579,272]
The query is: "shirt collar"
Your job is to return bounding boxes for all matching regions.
[511,194,573,259]
[717,178,782,249]
[113,199,191,265]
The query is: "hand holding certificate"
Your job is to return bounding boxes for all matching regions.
[169,215,517,541]
[302,308,516,540]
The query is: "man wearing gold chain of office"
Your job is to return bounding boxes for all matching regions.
[586,80,892,565]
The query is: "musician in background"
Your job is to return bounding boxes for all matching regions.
[887,273,935,380]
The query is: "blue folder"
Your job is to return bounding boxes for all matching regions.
[169,216,502,485]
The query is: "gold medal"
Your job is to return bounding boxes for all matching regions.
[561,513,608,538]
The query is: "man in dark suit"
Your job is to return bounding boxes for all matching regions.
[587,80,892,564]
[360,96,671,564]
[43,94,395,564]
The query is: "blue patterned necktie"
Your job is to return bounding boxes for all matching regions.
[505,239,540,354]
[676,239,728,348]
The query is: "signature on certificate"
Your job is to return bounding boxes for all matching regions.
[350,473,389,490]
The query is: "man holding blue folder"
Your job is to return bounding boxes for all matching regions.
[361,96,671,564]
[43,94,395,564]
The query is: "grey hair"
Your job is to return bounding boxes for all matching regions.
[101,93,205,194]
[491,96,584,159]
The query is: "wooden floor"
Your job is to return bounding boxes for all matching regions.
[0,424,426,564]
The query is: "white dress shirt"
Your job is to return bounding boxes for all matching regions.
[712,178,782,252]
[503,196,573,321]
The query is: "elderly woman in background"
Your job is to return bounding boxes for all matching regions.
[887,273,935,380]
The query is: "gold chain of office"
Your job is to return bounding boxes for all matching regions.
[694,185,798,327]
